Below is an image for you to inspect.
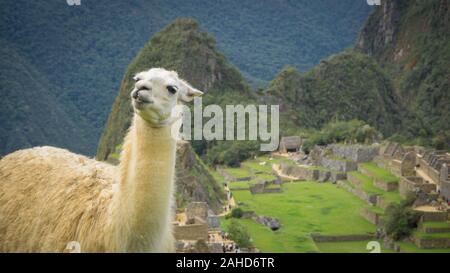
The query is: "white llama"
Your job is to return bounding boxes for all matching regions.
[0,68,203,252]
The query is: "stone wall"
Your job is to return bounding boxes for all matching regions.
[441,180,450,202]
[373,179,398,192]
[360,208,383,226]
[399,176,422,197]
[249,182,265,194]
[320,156,357,172]
[401,152,416,177]
[399,176,436,198]
[330,171,347,183]
[174,221,208,241]
[418,211,448,222]
[388,151,416,177]
[207,215,220,229]
[389,159,402,177]
[249,181,282,194]
[413,237,450,249]
[311,233,375,243]
[263,187,282,193]
[186,202,208,221]
[278,163,318,180]
[338,178,378,205]
[376,197,392,210]
[440,164,450,200]
[329,144,379,163]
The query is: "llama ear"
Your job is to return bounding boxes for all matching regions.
[178,80,204,102]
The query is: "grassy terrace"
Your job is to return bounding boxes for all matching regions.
[241,160,273,173]
[421,221,450,229]
[228,181,253,190]
[413,231,450,239]
[316,240,394,253]
[396,241,450,253]
[224,182,376,253]
[348,171,403,204]
[223,167,252,179]
[360,162,399,183]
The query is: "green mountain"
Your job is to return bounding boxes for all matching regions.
[355,0,449,142]
[0,41,96,156]
[265,51,404,137]
[0,0,372,155]
[96,19,254,161]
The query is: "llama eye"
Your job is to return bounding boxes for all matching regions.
[166,85,177,94]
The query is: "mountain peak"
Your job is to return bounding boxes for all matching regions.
[96,19,252,160]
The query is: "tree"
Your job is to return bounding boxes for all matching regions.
[228,219,252,248]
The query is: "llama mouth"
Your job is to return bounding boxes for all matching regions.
[134,98,153,105]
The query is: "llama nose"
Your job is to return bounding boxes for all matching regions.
[132,90,140,99]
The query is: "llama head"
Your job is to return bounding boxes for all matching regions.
[131,68,203,127]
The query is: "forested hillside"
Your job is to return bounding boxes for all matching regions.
[355,0,449,147]
[0,40,96,155]
[264,51,405,137]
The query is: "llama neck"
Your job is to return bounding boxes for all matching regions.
[114,114,176,252]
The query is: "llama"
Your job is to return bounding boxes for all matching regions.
[0,68,203,252]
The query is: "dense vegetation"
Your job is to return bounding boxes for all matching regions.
[227,219,252,248]
[0,0,371,155]
[0,40,96,155]
[355,0,450,149]
[384,193,421,240]
[265,51,405,137]
[301,120,382,154]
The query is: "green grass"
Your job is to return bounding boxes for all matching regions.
[209,168,226,185]
[360,162,399,183]
[228,181,252,190]
[224,167,252,179]
[316,240,394,253]
[254,173,278,181]
[226,182,376,253]
[241,160,273,173]
[414,231,450,239]
[396,241,450,253]
[347,171,402,204]
[367,206,384,215]
[421,222,450,229]
[265,183,281,189]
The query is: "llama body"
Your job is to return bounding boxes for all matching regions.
[0,68,202,252]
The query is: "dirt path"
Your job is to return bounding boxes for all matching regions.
[218,184,236,216]
[416,168,438,185]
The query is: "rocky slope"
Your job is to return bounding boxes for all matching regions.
[175,141,225,213]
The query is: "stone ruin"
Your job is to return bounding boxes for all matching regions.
[374,142,416,177]
[249,181,282,194]
[174,202,223,252]
[254,216,281,231]
[378,142,450,201]
[186,202,208,222]
[329,144,379,163]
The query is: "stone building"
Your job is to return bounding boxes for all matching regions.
[278,136,302,153]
